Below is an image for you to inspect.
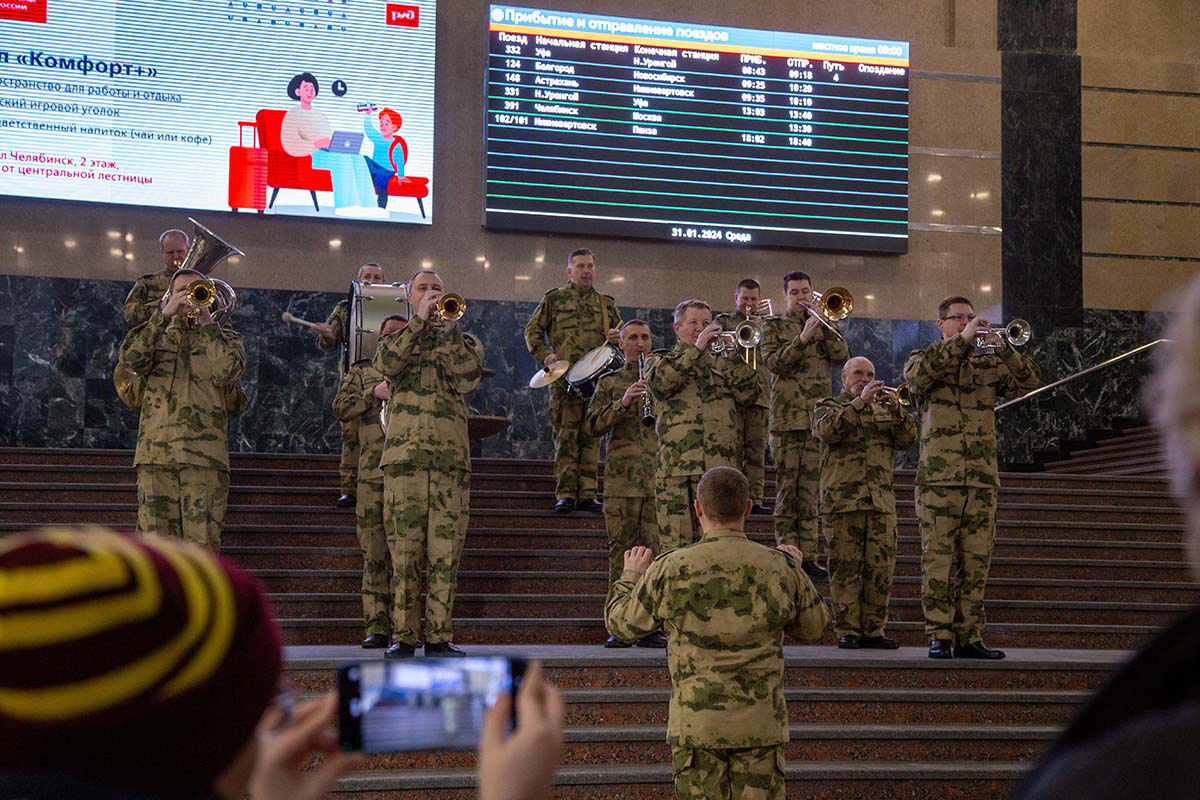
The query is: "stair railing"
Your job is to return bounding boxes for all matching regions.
[995,339,1171,411]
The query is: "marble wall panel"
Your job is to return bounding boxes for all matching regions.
[910,79,1001,152]
[1082,90,1200,149]
[1084,257,1200,312]
[1082,55,1200,93]
[909,153,1001,228]
[1078,0,1200,63]
[1083,201,1200,259]
[1082,145,1200,203]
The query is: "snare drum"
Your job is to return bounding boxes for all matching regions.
[566,344,623,400]
[346,281,409,371]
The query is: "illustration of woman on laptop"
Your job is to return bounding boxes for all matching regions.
[280,72,386,219]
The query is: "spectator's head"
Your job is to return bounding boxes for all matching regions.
[937,296,976,340]
[619,319,652,361]
[672,300,712,346]
[783,271,813,314]
[735,278,761,315]
[694,466,752,531]
[357,262,385,284]
[0,527,283,798]
[567,248,596,290]
[159,228,190,271]
[287,72,319,105]
[379,108,403,138]
[1158,279,1200,572]
[381,314,408,337]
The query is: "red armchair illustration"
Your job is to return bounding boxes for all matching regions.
[256,109,333,211]
[386,135,430,218]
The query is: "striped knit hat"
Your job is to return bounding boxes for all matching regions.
[0,527,282,796]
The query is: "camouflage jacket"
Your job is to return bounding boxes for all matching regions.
[903,336,1041,487]
[332,360,387,483]
[714,311,768,409]
[605,528,830,748]
[760,310,851,433]
[813,390,917,514]
[523,281,622,365]
[582,362,657,498]
[372,317,483,474]
[119,311,246,471]
[645,341,758,478]
[123,269,173,327]
[317,298,349,353]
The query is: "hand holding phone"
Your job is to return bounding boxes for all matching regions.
[478,661,564,800]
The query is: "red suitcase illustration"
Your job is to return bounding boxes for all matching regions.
[229,121,267,212]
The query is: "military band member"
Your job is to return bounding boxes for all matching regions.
[316,261,386,509]
[118,269,246,550]
[122,228,190,327]
[374,271,483,659]
[333,314,407,649]
[715,278,771,514]
[813,356,916,649]
[606,466,830,800]
[583,319,666,649]
[903,296,1040,660]
[760,271,851,577]
[646,300,758,549]
[524,248,622,512]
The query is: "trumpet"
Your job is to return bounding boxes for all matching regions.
[430,293,466,324]
[733,299,771,369]
[708,331,741,358]
[804,287,853,340]
[874,383,913,408]
[637,354,655,428]
[976,318,1032,348]
[181,276,237,324]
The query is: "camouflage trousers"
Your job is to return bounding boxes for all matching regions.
[357,479,392,637]
[656,474,701,550]
[672,743,785,800]
[383,467,469,646]
[736,405,769,502]
[772,430,820,554]
[339,416,361,494]
[824,510,897,638]
[550,384,599,502]
[602,495,660,608]
[915,485,997,644]
[136,465,229,551]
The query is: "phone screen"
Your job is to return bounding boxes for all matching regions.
[338,657,525,753]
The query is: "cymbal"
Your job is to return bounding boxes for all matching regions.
[529,361,570,388]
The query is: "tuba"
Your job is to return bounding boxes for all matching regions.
[177,217,244,275]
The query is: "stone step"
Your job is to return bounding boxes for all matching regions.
[1046,453,1167,474]
[1047,445,1162,470]
[269,592,1190,628]
[331,761,1028,799]
[1069,431,1160,457]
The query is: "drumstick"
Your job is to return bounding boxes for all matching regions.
[281,311,323,330]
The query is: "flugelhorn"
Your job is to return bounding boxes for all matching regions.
[637,354,655,428]
[977,318,1032,347]
[805,287,853,340]
[431,293,466,323]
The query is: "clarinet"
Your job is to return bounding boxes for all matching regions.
[638,354,655,428]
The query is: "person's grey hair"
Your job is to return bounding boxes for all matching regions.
[158,229,189,248]
[673,299,711,324]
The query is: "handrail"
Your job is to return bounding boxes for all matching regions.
[995,339,1170,411]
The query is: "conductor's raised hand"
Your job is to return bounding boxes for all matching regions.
[623,546,654,575]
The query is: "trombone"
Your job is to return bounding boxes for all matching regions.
[804,287,853,340]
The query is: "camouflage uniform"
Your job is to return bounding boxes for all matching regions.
[583,362,660,618]
[523,282,622,502]
[645,343,758,549]
[606,528,830,800]
[715,312,770,502]
[374,317,483,646]
[119,310,246,550]
[123,269,174,327]
[812,390,917,638]
[903,336,1040,644]
[333,360,392,638]
[760,311,851,552]
[317,298,360,496]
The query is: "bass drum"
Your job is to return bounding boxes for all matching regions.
[566,344,623,401]
[346,281,409,371]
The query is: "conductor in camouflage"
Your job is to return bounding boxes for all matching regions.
[583,319,665,648]
[760,271,851,574]
[523,248,622,511]
[646,300,758,550]
[903,296,1040,659]
[714,279,770,510]
[119,268,246,550]
[813,356,916,648]
[606,466,830,800]
[374,270,483,658]
[122,228,190,327]
[333,314,407,648]
[316,262,386,504]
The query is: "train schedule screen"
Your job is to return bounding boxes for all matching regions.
[485,6,910,252]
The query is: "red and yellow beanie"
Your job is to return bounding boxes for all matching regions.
[0,527,282,795]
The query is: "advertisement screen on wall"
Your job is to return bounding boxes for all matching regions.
[0,0,436,224]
